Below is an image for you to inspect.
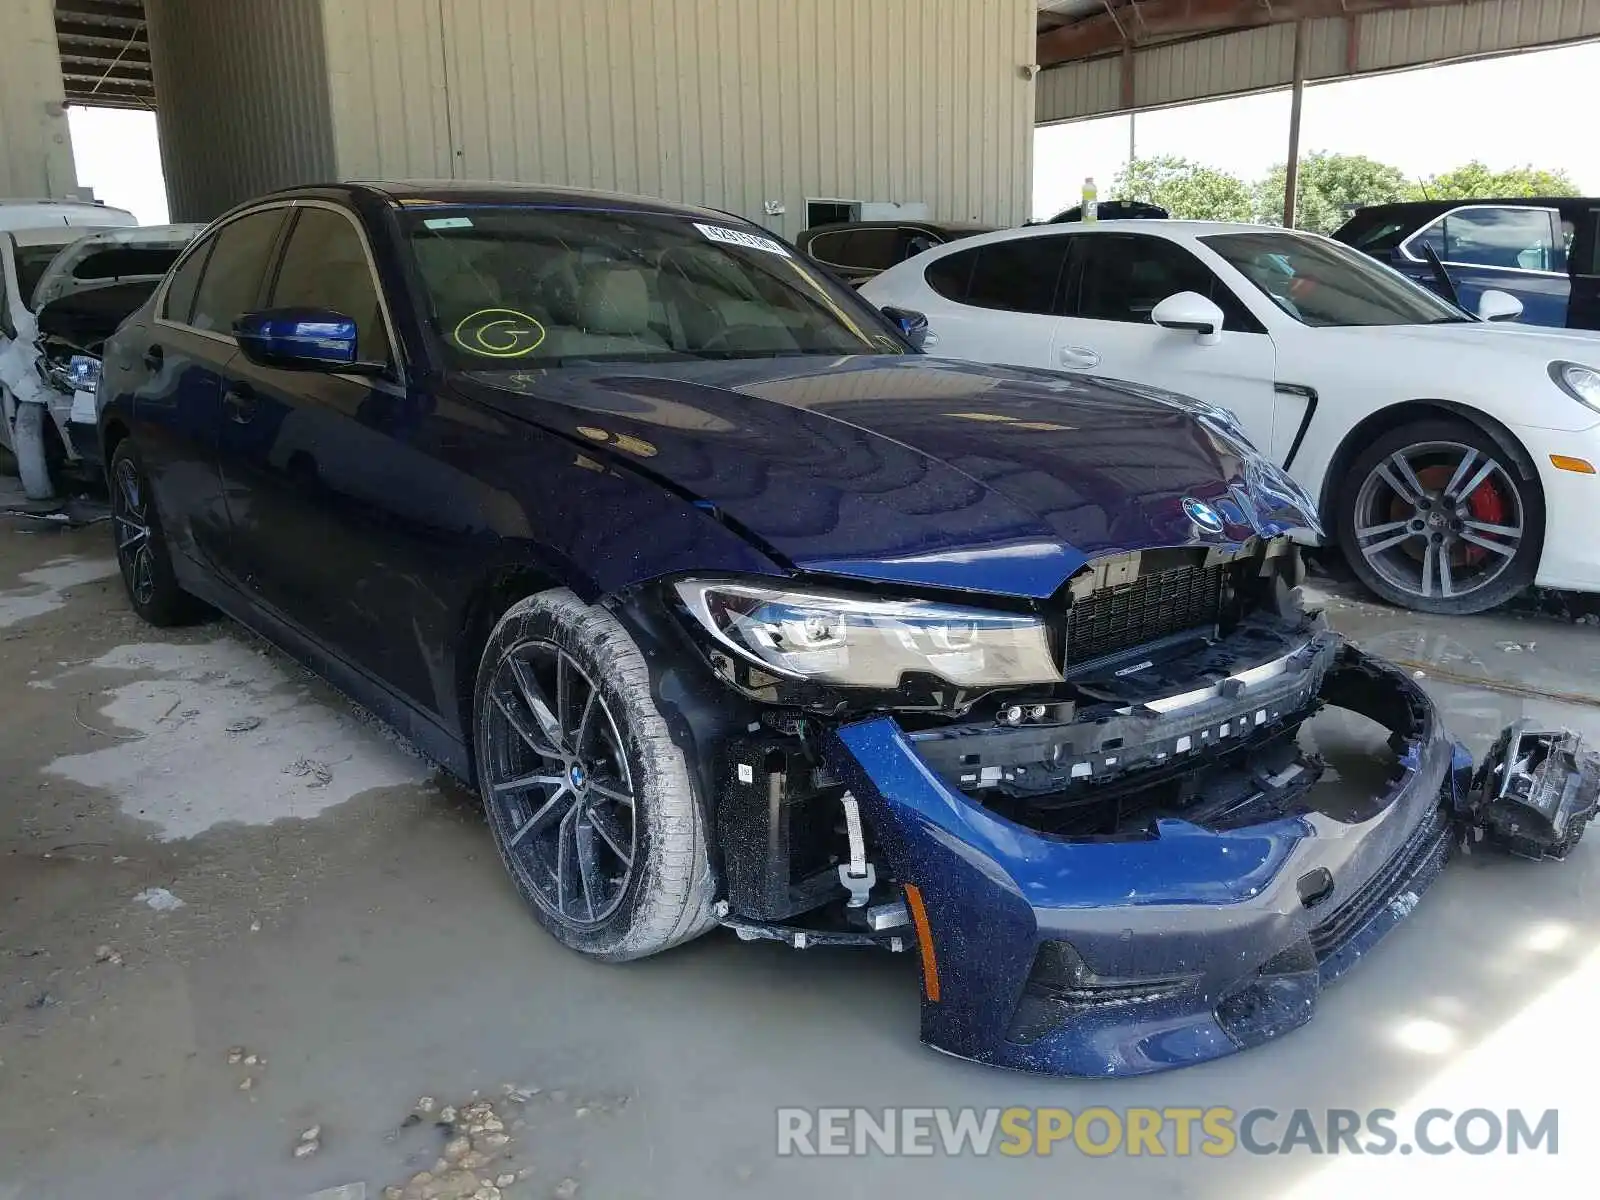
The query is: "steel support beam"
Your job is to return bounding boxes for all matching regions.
[1283,19,1308,227]
[1038,0,1464,66]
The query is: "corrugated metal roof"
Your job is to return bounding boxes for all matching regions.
[1038,0,1600,121]
[54,0,154,110]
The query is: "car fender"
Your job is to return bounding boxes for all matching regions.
[1267,323,1596,518]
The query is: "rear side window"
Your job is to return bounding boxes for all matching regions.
[808,228,901,272]
[840,228,902,272]
[804,230,849,264]
[269,207,391,363]
[924,246,977,300]
[929,237,1068,315]
[189,209,286,333]
[161,241,211,323]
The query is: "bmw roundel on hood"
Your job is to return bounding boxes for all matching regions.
[464,356,1317,599]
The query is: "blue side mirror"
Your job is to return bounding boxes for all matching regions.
[879,305,931,352]
[233,307,362,371]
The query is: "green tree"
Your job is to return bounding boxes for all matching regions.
[1110,155,1253,222]
[1252,152,1412,233]
[1410,161,1580,200]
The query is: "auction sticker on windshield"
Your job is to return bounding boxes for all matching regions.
[694,222,791,257]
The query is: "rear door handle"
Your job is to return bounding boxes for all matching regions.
[143,344,163,372]
[223,384,259,424]
[1058,345,1101,369]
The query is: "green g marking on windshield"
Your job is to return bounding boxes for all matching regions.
[452,308,547,358]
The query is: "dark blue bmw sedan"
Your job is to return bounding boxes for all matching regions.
[97,182,1596,1077]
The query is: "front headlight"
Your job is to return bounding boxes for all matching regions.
[1550,361,1600,413]
[68,354,101,393]
[674,579,1062,689]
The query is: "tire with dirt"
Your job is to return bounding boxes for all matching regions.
[473,589,717,960]
[1336,417,1542,615]
[14,404,61,501]
[108,440,208,626]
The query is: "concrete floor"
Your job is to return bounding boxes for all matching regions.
[3,479,1599,1200]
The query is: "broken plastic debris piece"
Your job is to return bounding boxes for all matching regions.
[1467,722,1600,861]
[134,887,185,911]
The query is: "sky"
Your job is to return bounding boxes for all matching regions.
[61,40,1600,228]
[67,105,168,225]
[1034,41,1600,218]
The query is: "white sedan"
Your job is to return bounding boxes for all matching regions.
[861,219,1600,615]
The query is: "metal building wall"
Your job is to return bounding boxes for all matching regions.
[1037,0,1600,122]
[0,0,78,199]
[320,0,1037,237]
[145,0,338,221]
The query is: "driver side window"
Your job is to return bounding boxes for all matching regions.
[269,207,392,364]
[1415,207,1561,272]
[1072,234,1263,332]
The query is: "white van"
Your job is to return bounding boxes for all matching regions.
[0,198,137,234]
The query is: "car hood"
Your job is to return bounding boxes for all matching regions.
[1337,320,1600,357]
[28,223,203,310]
[461,356,1317,600]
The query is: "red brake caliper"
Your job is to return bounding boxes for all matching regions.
[1463,474,1507,565]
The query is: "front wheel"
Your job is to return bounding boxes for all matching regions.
[1336,418,1542,614]
[473,589,717,961]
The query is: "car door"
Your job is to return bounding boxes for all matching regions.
[1563,204,1600,331]
[1400,205,1569,325]
[915,234,1072,369]
[1056,231,1279,453]
[133,206,289,578]
[212,202,420,686]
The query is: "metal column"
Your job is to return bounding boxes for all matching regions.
[1282,19,1308,228]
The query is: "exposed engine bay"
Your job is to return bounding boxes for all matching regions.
[692,536,1597,957]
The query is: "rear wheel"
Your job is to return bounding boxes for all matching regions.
[109,441,207,626]
[473,589,717,961]
[1336,419,1541,614]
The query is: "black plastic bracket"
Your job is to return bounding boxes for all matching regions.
[1466,721,1600,861]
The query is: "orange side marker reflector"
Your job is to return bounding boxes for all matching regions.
[903,883,941,1003]
[1551,454,1597,474]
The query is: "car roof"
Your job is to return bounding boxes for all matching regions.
[1353,198,1595,220]
[0,199,137,233]
[802,220,995,233]
[926,219,1307,248]
[8,225,130,248]
[250,181,751,226]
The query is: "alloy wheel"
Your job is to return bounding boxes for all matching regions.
[112,456,157,607]
[481,640,638,926]
[1351,440,1524,603]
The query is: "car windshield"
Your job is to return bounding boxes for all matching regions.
[16,241,77,309]
[1202,231,1471,327]
[403,206,905,367]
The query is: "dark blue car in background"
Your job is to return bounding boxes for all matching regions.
[1335,197,1600,330]
[97,182,1597,1077]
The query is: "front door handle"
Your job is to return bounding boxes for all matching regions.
[1058,345,1101,369]
[223,384,259,424]
[143,344,164,372]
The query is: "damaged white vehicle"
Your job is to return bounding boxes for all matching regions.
[1,218,199,499]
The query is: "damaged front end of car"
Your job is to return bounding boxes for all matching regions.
[625,534,1600,1077]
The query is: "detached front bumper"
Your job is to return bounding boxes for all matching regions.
[824,647,1477,1077]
